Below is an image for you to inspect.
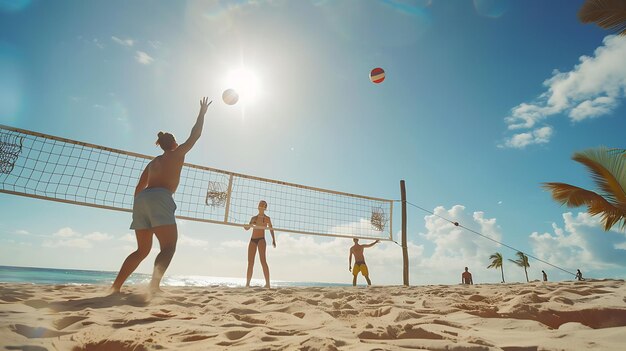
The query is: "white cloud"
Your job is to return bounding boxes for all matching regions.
[569,96,617,121]
[328,218,391,239]
[148,40,162,49]
[53,227,79,238]
[84,232,112,241]
[43,238,92,249]
[502,126,553,149]
[46,227,112,249]
[119,233,136,242]
[92,38,104,49]
[135,51,154,65]
[415,205,515,284]
[111,36,134,47]
[179,234,209,247]
[530,212,626,270]
[15,229,29,235]
[503,35,626,148]
[220,240,248,248]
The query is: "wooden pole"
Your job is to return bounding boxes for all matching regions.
[401,180,409,286]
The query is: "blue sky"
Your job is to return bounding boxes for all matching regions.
[1,0,626,285]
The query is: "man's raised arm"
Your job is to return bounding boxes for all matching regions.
[365,240,380,248]
[177,97,211,154]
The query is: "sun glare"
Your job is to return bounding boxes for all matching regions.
[224,67,261,105]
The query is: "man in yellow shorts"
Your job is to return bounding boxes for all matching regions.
[349,238,379,286]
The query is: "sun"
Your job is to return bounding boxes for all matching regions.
[224,67,261,105]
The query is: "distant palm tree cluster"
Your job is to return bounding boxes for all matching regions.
[487,251,531,283]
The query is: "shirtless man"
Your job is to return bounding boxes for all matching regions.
[244,200,276,288]
[349,238,379,286]
[462,267,473,285]
[111,97,212,293]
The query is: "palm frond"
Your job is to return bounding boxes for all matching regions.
[508,258,522,267]
[511,251,530,268]
[543,182,626,231]
[578,0,626,35]
[542,182,605,207]
[487,252,503,269]
[573,147,626,206]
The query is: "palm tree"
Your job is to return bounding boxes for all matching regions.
[543,147,626,231]
[487,252,505,283]
[578,0,626,36]
[509,251,530,283]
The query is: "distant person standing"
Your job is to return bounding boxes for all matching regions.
[542,270,548,282]
[462,267,473,285]
[349,238,379,286]
[575,269,584,281]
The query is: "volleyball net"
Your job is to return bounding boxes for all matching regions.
[0,125,393,240]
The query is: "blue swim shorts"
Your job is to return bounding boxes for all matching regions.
[130,188,177,230]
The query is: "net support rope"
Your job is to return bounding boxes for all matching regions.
[0,124,393,241]
[399,200,577,277]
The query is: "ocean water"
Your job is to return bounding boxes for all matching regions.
[0,265,351,288]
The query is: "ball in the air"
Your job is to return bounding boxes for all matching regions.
[369,67,385,84]
[222,89,239,105]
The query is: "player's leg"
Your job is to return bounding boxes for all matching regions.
[363,265,372,285]
[150,224,178,291]
[258,239,270,288]
[246,240,257,287]
[112,229,153,292]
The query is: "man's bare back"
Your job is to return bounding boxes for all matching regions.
[145,153,185,193]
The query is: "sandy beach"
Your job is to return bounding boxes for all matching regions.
[1,280,626,350]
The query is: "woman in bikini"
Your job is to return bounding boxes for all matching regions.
[243,200,276,288]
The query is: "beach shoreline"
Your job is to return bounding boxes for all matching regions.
[2,280,626,350]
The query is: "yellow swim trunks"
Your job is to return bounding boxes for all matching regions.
[352,263,369,276]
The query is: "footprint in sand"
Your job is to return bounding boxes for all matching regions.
[233,314,266,324]
[111,316,166,328]
[5,345,49,351]
[72,340,148,351]
[10,324,74,338]
[53,315,88,330]
[181,334,217,342]
[358,325,444,340]
[266,330,299,336]
[23,300,49,309]
[223,330,251,340]
[228,308,260,315]
[300,336,346,350]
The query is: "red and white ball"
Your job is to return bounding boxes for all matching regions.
[369,67,385,84]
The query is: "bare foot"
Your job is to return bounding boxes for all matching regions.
[149,285,164,295]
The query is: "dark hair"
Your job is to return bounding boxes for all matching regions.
[155,131,176,151]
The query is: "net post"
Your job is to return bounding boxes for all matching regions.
[388,201,394,240]
[223,174,234,222]
[401,180,409,286]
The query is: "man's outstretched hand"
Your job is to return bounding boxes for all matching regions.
[199,97,212,115]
